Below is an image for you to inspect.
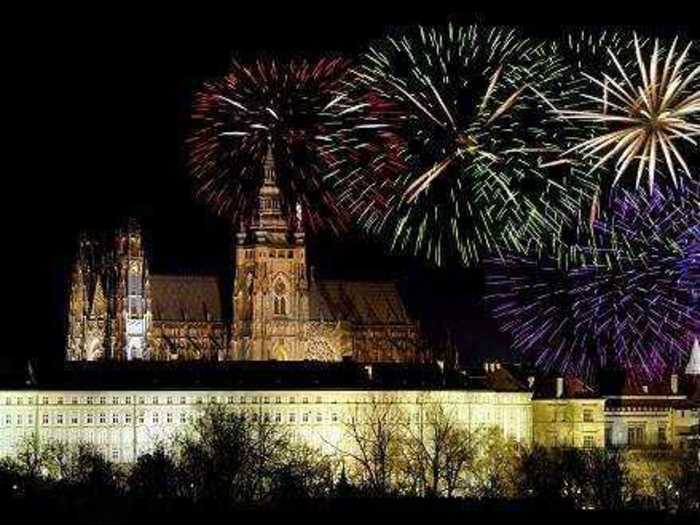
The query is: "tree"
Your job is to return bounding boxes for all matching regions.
[469,427,522,499]
[399,399,479,497]
[128,446,179,501]
[340,394,405,496]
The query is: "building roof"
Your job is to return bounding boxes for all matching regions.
[309,280,413,325]
[532,376,600,400]
[0,362,533,393]
[467,365,532,393]
[150,274,223,322]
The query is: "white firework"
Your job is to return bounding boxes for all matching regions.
[562,35,700,190]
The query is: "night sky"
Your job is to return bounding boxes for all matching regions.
[11,5,697,374]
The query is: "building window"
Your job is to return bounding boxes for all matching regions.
[303,412,309,423]
[99,397,106,405]
[125,414,132,424]
[56,397,63,405]
[125,396,132,405]
[86,414,93,424]
[316,413,323,423]
[17,415,23,426]
[166,413,173,424]
[138,397,145,405]
[658,426,667,446]
[112,414,119,424]
[289,413,296,423]
[332,413,338,422]
[71,415,78,425]
[180,397,187,405]
[5,415,12,425]
[227,396,235,404]
[72,397,78,405]
[99,414,106,424]
[273,279,288,316]
[112,450,120,461]
[112,397,119,405]
[56,414,63,425]
[628,426,645,447]
[583,409,594,422]
[152,397,159,405]
[275,413,281,423]
[138,414,144,424]
[152,413,159,424]
[180,413,186,424]
[263,397,269,404]
[42,396,49,405]
[27,415,34,425]
[583,435,595,448]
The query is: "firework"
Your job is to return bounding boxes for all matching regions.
[486,185,699,381]
[336,24,596,266]
[560,35,700,191]
[188,57,387,233]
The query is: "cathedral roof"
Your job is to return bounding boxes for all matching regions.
[309,280,413,325]
[150,274,223,322]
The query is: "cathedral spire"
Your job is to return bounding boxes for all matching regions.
[252,143,289,244]
[686,337,700,375]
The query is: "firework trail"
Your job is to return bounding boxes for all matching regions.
[335,24,597,266]
[188,57,393,233]
[560,34,700,192]
[486,184,699,381]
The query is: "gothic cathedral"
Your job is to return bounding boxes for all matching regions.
[67,147,420,363]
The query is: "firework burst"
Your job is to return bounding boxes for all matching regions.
[487,184,699,381]
[336,24,597,266]
[561,35,700,191]
[188,57,388,233]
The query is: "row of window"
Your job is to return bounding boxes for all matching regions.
[604,425,669,446]
[2,410,345,427]
[243,249,297,260]
[4,395,331,406]
[549,408,596,423]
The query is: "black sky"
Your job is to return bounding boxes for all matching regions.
[10,4,698,373]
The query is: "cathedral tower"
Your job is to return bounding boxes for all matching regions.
[231,145,309,360]
[113,219,151,360]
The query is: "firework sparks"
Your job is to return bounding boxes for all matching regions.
[337,24,596,266]
[561,35,700,191]
[188,57,388,233]
[486,185,699,381]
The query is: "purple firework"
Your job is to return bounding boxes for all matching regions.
[486,184,699,382]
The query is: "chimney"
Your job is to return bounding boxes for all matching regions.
[364,364,373,382]
[527,376,535,390]
[671,374,679,395]
[436,360,445,374]
[484,362,489,373]
[555,377,564,398]
[642,385,649,394]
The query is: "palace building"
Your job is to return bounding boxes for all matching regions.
[66,146,420,364]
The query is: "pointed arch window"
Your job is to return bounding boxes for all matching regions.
[273,278,288,316]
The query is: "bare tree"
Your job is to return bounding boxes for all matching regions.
[399,399,479,497]
[340,394,406,496]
